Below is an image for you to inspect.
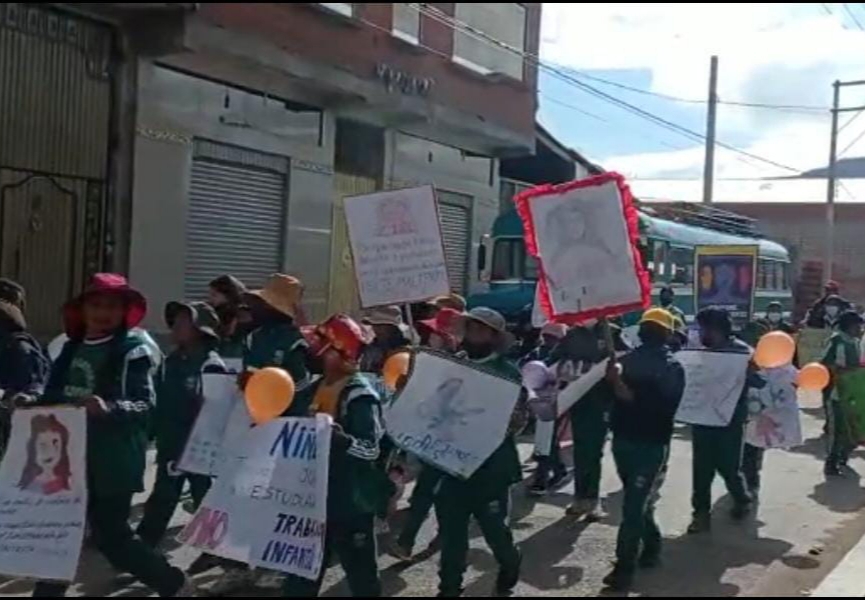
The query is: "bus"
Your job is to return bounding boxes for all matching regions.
[468,203,793,325]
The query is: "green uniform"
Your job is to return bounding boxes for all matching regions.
[436,353,523,597]
[244,321,310,392]
[691,339,762,516]
[823,331,861,466]
[34,333,185,597]
[137,347,225,547]
[283,373,385,598]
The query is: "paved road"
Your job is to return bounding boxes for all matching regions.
[3,394,865,597]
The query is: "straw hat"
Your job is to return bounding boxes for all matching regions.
[244,274,303,319]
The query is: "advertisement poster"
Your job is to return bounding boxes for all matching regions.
[694,245,758,330]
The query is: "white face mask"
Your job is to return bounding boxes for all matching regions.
[826,306,840,318]
[767,312,782,324]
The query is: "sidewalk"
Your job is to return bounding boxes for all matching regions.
[812,530,865,597]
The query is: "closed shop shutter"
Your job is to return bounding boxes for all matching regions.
[437,191,472,294]
[185,143,288,299]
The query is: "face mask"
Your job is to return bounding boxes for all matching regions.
[826,306,840,318]
[767,312,782,324]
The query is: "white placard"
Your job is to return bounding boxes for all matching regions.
[385,351,521,479]
[675,349,751,427]
[179,415,332,581]
[556,359,610,417]
[344,186,450,308]
[745,366,803,449]
[0,407,87,582]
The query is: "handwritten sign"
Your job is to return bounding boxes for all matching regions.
[344,186,450,308]
[0,407,87,582]
[798,327,831,366]
[385,350,521,479]
[180,415,331,581]
[745,366,802,449]
[675,349,750,427]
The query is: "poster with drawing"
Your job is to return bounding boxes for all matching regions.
[344,186,450,308]
[385,350,522,479]
[178,374,253,477]
[745,366,802,449]
[515,173,651,323]
[180,415,332,581]
[0,407,87,582]
[675,349,751,427]
[694,245,758,331]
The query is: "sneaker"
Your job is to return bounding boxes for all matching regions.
[527,481,548,497]
[687,513,711,534]
[495,552,522,594]
[565,498,598,519]
[602,566,634,592]
[548,468,568,491]
[730,502,752,521]
[825,461,844,477]
[207,568,255,596]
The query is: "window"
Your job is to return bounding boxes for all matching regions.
[669,246,693,285]
[317,3,353,18]
[524,254,539,281]
[757,260,770,290]
[500,178,532,214]
[453,3,526,80]
[392,3,420,44]
[491,238,537,281]
[780,262,789,290]
[653,240,668,278]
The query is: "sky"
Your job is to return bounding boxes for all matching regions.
[538,3,865,201]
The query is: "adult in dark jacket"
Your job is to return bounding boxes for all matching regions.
[602,308,685,592]
[804,281,851,329]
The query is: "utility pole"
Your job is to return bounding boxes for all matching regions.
[702,55,719,205]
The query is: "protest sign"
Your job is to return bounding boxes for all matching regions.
[837,369,865,445]
[180,415,331,580]
[515,173,651,324]
[694,245,758,330]
[344,186,450,308]
[178,374,252,477]
[797,328,831,366]
[0,407,87,582]
[385,350,521,479]
[556,359,609,417]
[675,349,751,427]
[745,366,802,449]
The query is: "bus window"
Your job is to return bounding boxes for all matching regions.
[492,239,516,281]
[780,263,789,290]
[524,253,539,280]
[757,260,769,290]
[654,240,668,279]
[669,246,693,285]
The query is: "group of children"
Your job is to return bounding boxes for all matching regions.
[0,270,862,597]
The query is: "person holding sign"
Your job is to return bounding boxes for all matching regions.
[821,310,865,477]
[688,308,764,535]
[25,274,194,597]
[435,307,524,598]
[282,314,384,598]
[602,309,685,592]
[137,301,226,548]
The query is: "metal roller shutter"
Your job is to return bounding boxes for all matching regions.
[437,192,472,294]
[185,152,287,299]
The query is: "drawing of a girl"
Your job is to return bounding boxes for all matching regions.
[18,414,72,495]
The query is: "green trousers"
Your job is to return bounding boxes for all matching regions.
[435,479,520,597]
[137,461,212,547]
[691,424,751,515]
[397,465,442,552]
[32,493,185,597]
[282,513,381,598]
[612,438,669,570]
[826,397,856,465]
[570,396,610,501]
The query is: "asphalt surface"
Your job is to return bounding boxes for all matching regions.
[3,392,865,597]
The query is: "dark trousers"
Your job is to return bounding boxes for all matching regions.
[534,419,566,485]
[613,438,669,570]
[282,514,381,598]
[691,424,751,515]
[32,493,184,597]
[742,444,765,493]
[435,481,520,597]
[137,461,212,547]
[571,400,609,501]
[397,466,443,552]
[827,397,855,465]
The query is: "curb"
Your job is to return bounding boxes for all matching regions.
[812,530,865,597]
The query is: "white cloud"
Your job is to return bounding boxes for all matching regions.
[540,3,865,179]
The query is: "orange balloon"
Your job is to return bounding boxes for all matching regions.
[245,368,295,425]
[383,352,411,391]
[797,362,831,392]
[754,331,796,369]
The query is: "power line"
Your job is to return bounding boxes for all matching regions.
[843,3,865,29]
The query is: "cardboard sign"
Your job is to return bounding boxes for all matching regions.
[694,245,758,331]
[180,415,332,581]
[385,350,521,479]
[797,328,832,366]
[675,349,751,427]
[515,173,650,323]
[344,186,450,308]
[0,407,87,582]
[745,366,802,449]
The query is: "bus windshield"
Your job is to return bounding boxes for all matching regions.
[491,238,539,282]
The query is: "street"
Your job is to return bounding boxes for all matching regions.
[1,393,864,598]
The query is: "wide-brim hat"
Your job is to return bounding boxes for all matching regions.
[63,273,147,338]
[418,307,461,337]
[429,293,467,313]
[0,300,26,331]
[303,314,372,363]
[165,301,220,341]
[243,274,303,319]
[458,307,515,348]
[362,305,410,336]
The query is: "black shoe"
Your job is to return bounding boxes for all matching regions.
[602,566,635,592]
[548,468,568,491]
[825,461,844,477]
[731,502,752,521]
[687,512,711,534]
[495,552,522,594]
[527,481,548,497]
[638,552,661,570]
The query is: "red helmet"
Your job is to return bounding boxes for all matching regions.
[305,314,371,363]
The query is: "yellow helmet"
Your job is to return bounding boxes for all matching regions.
[640,308,676,332]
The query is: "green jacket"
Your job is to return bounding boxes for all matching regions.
[42,332,157,495]
[244,322,310,389]
[154,347,225,463]
[296,373,387,518]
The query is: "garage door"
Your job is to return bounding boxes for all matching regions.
[184,141,288,299]
[437,191,472,294]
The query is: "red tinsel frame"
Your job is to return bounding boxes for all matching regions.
[514,172,651,324]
